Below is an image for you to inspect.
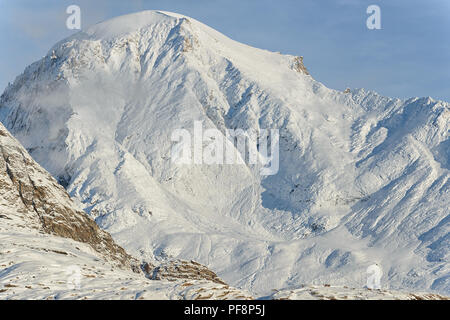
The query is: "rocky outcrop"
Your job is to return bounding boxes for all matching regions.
[292,56,309,75]
[144,260,227,285]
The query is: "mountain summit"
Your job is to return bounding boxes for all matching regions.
[0,11,448,295]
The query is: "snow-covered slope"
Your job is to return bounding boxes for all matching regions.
[0,121,252,300]
[0,10,448,296]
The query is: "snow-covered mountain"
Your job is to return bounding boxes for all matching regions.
[0,10,448,296]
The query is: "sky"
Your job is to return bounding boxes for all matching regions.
[0,0,449,101]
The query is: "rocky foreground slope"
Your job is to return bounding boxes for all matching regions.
[0,10,448,296]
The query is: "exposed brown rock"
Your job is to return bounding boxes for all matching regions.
[292,56,309,75]
[145,259,227,285]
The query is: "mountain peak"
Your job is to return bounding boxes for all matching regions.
[82,10,184,40]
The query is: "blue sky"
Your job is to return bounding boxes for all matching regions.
[1,0,449,101]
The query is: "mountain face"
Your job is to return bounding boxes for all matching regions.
[2,122,443,300]
[0,11,448,296]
